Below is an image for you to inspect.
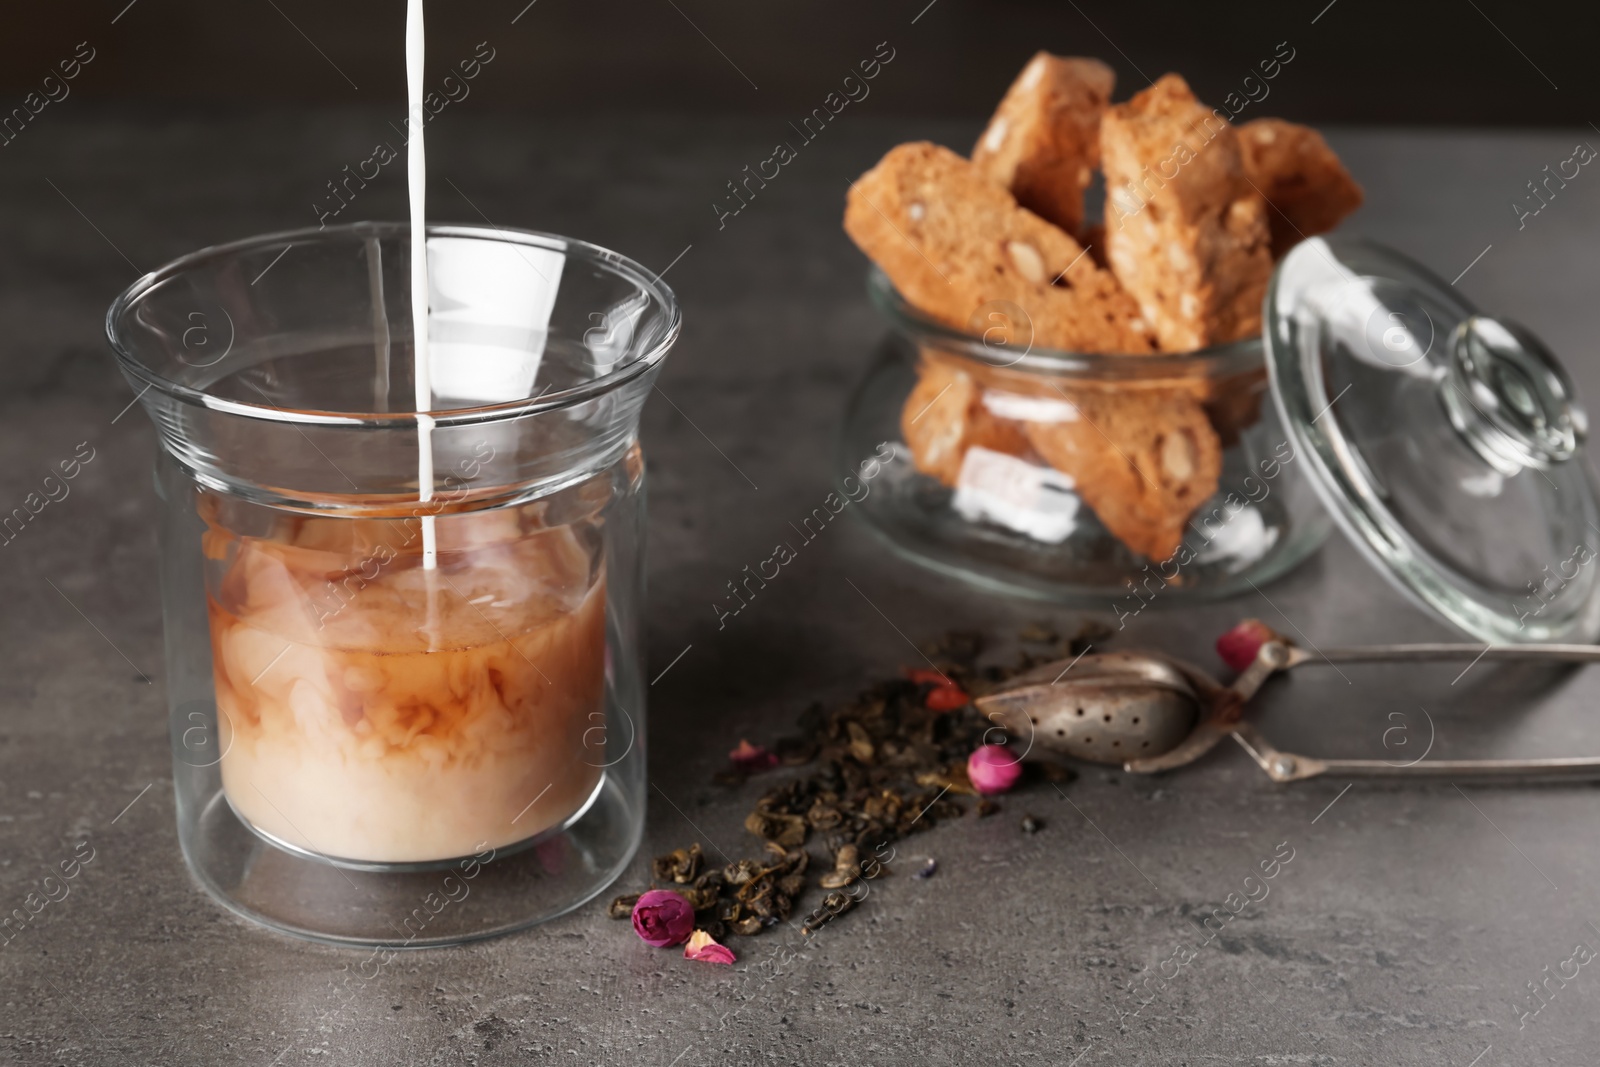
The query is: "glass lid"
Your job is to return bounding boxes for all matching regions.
[1265,236,1600,645]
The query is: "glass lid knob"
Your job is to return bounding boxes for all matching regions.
[1441,315,1587,475]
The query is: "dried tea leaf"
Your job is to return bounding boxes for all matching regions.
[744,810,808,849]
[651,843,703,884]
[734,873,776,905]
[861,790,904,822]
[681,885,720,910]
[845,721,875,764]
[746,893,778,920]
[723,858,764,886]
[607,893,640,920]
[819,844,862,890]
[915,768,977,797]
[801,891,859,935]
[806,802,843,830]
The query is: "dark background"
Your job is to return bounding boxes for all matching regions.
[2,0,1594,126]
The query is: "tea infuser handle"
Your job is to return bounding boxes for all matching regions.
[1231,723,1600,784]
[1283,643,1600,668]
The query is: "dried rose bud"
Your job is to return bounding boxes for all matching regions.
[729,739,778,772]
[906,668,971,711]
[924,684,971,711]
[967,744,1023,796]
[631,889,695,947]
[683,928,737,964]
[1216,618,1283,672]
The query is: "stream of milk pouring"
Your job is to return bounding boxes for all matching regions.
[406,0,438,572]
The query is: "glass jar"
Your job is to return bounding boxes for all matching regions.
[839,267,1331,608]
[107,222,679,946]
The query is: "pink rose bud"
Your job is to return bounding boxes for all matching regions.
[631,889,695,947]
[1216,618,1282,672]
[683,928,737,964]
[967,744,1022,795]
[728,739,778,772]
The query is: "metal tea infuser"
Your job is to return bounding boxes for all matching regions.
[977,637,1600,783]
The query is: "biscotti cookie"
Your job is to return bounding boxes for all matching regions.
[1239,118,1364,257]
[901,357,1031,487]
[1100,74,1273,352]
[1023,386,1222,560]
[845,142,1155,355]
[972,53,1115,237]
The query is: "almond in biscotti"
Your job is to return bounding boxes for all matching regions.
[845,141,1154,355]
[1023,386,1222,561]
[1238,118,1364,258]
[1100,74,1273,352]
[972,53,1115,237]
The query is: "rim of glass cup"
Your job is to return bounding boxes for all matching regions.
[105,221,682,428]
[866,265,1261,379]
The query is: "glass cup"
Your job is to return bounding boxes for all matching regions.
[838,268,1331,609]
[107,222,679,946]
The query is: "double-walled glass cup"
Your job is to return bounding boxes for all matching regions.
[839,268,1331,609]
[107,222,678,946]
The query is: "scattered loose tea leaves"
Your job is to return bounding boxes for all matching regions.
[1020,814,1042,834]
[616,625,1104,951]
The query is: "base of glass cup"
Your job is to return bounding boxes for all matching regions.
[180,761,640,948]
[839,344,1333,605]
[221,771,609,874]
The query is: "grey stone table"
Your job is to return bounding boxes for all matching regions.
[3,108,1600,1066]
